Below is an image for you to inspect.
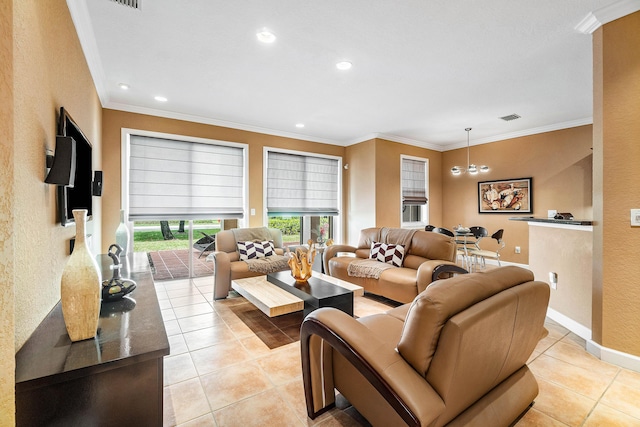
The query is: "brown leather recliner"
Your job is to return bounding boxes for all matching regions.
[301,266,550,427]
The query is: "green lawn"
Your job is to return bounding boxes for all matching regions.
[133,228,219,252]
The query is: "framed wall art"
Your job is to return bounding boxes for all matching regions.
[478,177,532,213]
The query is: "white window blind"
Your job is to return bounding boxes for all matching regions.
[402,158,428,205]
[266,151,339,216]
[128,135,245,220]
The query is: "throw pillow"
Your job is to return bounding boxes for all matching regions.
[237,240,275,261]
[370,242,405,267]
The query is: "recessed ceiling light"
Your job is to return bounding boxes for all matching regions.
[118,83,130,90]
[256,29,276,43]
[336,61,352,70]
[154,95,168,102]
[295,123,305,128]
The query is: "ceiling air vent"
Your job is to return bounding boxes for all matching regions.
[110,0,141,9]
[500,114,521,121]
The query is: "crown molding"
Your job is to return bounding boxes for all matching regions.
[104,102,344,146]
[443,117,593,151]
[575,0,640,34]
[66,0,109,105]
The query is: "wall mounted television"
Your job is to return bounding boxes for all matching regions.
[56,107,94,226]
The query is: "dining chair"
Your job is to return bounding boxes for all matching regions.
[424,225,436,232]
[467,229,505,268]
[432,227,454,237]
[434,227,471,269]
[468,226,489,250]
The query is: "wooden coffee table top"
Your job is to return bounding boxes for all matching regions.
[231,271,363,317]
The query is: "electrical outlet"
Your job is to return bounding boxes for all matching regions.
[250,208,256,216]
[514,246,521,254]
[549,272,558,290]
[631,209,640,226]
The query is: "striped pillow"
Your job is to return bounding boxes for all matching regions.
[237,240,275,261]
[370,242,405,267]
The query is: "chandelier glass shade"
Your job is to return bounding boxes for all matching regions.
[451,128,489,176]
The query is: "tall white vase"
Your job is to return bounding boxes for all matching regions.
[115,209,130,255]
[61,209,102,342]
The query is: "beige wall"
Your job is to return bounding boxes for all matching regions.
[0,0,15,423]
[529,225,593,328]
[101,110,346,251]
[344,140,376,244]
[442,126,593,263]
[593,11,640,356]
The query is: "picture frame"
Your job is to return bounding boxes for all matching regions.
[478,177,532,213]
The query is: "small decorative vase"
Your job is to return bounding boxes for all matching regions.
[61,209,102,342]
[115,209,130,255]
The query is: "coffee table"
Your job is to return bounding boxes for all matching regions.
[231,271,363,318]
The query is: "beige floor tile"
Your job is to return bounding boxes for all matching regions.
[168,333,189,355]
[531,378,595,426]
[201,361,273,411]
[171,294,208,308]
[162,308,177,321]
[545,341,620,378]
[240,335,277,358]
[159,299,173,310]
[515,408,569,426]
[178,312,224,333]
[183,323,237,351]
[173,302,214,319]
[544,320,570,341]
[195,284,214,294]
[615,368,640,389]
[213,390,303,427]
[527,350,542,364]
[278,378,337,426]
[167,287,205,299]
[156,289,170,301]
[164,353,199,386]
[165,319,183,336]
[164,377,211,427]
[190,339,252,376]
[256,344,303,385]
[560,332,586,349]
[583,403,640,426]
[163,279,193,289]
[600,376,640,419]
[176,413,217,427]
[529,355,614,400]
[191,276,213,286]
[313,409,368,427]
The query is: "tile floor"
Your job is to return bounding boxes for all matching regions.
[158,276,640,427]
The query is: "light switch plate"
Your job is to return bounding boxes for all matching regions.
[250,208,256,216]
[631,209,640,226]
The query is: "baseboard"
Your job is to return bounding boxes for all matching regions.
[586,340,640,373]
[545,307,592,341]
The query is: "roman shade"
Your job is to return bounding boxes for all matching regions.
[128,135,245,220]
[402,158,428,205]
[266,151,339,216]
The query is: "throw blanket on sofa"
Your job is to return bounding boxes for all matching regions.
[245,255,290,274]
[347,258,395,279]
[232,227,272,243]
[380,227,417,247]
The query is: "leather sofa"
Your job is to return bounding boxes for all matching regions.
[324,227,467,303]
[301,266,550,427]
[210,227,290,299]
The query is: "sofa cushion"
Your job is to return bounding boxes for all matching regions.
[370,242,405,267]
[237,240,275,260]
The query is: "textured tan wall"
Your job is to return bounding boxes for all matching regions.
[13,0,102,351]
[596,11,640,356]
[442,126,593,263]
[101,110,345,251]
[0,0,15,423]
[529,225,593,328]
[375,138,443,228]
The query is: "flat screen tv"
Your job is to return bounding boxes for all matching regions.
[57,107,94,226]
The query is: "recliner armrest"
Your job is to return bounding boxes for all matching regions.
[416,260,467,293]
[210,251,231,299]
[323,244,357,274]
[301,308,445,426]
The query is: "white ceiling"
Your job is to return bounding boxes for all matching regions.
[67,0,634,151]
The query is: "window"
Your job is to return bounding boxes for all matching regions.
[122,130,247,279]
[401,156,429,227]
[265,149,341,244]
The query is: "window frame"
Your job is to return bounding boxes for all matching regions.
[400,155,429,229]
[263,147,342,243]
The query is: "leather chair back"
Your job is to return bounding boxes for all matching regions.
[397,266,549,424]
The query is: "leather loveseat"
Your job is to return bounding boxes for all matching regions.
[301,266,550,427]
[324,227,466,303]
[210,227,290,299]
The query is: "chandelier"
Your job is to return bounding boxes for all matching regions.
[451,127,489,176]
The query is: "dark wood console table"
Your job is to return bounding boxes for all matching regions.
[15,252,169,427]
